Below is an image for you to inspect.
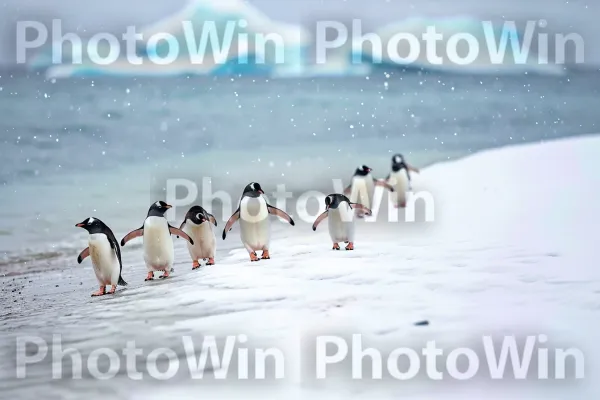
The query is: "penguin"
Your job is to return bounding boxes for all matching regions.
[121,201,194,281]
[179,205,217,270]
[385,154,420,208]
[312,194,372,250]
[222,182,295,262]
[75,217,127,297]
[344,165,394,217]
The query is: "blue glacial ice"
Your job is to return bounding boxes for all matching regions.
[32,0,565,79]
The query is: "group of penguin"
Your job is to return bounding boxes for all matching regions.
[75,154,419,297]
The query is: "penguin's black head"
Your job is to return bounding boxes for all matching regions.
[325,194,349,210]
[392,154,405,171]
[185,205,209,224]
[148,200,172,217]
[243,182,264,195]
[75,217,107,234]
[354,165,372,176]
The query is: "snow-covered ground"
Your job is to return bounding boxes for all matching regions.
[1,134,599,399]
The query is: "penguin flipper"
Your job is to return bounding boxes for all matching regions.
[208,213,218,227]
[168,225,194,245]
[407,163,420,173]
[121,227,144,246]
[77,247,90,264]
[118,275,128,286]
[350,203,373,216]
[312,211,329,231]
[374,179,395,192]
[267,205,295,226]
[222,208,240,240]
[106,229,124,278]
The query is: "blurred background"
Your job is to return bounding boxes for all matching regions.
[0,0,599,272]
[0,2,599,398]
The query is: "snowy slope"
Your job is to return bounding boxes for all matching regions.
[2,135,599,399]
[132,135,599,398]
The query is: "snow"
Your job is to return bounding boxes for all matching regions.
[3,135,599,398]
[127,134,599,397]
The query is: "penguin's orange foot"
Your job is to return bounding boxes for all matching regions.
[346,242,354,251]
[400,202,406,208]
[160,270,170,279]
[145,272,154,281]
[108,285,117,294]
[249,252,260,262]
[332,243,340,250]
[192,260,200,270]
[261,250,270,259]
[207,258,215,265]
[91,287,106,297]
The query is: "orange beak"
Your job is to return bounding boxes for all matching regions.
[75,223,85,227]
[258,190,264,194]
[165,204,172,209]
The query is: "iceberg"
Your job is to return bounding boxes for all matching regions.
[43,0,310,79]
[39,2,567,78]
[140,0,309,74]
[354,16,565,75]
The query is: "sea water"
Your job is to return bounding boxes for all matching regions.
[0,70,599,271]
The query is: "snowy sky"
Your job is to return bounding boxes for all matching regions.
[0,0,598,65]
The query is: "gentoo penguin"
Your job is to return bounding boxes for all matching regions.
[179,205,217,270]
[386,154,420,208]
[344,165,394,217]
[75,217,127,297]
[312,194,372,250]
[121,201,194,280]
[222,182,295,261]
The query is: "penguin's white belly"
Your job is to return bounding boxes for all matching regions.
[350,177,374,208]
[328,206,355,243]
[183,221,216,260]
[143,217,174,270]
[239,197,270,251]
[388,171,409,205]
[88,234,120,285]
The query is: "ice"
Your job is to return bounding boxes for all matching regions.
[362,16,565,75]
[36,1,567,78]
[42,0,310,78]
